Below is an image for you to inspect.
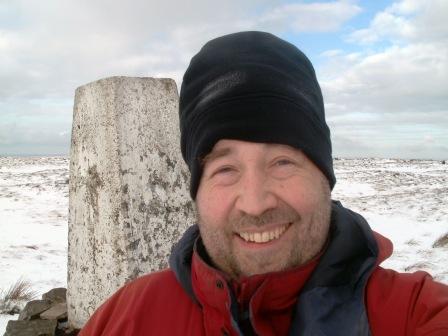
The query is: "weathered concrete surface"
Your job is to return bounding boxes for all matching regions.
[67,77,194,329]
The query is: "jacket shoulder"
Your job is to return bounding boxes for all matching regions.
[122,268,182,294]
[102,269,188,309]
[367,267,448,336]
[79,269,202,336]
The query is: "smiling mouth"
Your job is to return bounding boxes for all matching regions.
[237,223,291,243]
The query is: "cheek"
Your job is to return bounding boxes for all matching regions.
[277,179,322,214]
[197,187,233,227]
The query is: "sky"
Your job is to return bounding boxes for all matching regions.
[0,0,447,159]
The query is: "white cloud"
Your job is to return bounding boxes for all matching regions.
[1,0,365,154]
[348,10,415,44]
[320,49,344,57]
[0,0,361,100]
[348,0,448,44]
[257,1,361,33]
[320,0,448,159]
[322,43,448,113]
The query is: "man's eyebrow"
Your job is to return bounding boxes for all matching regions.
[201,147,232,166]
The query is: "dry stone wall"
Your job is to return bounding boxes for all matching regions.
[4,288,74,336]
[67,77,195,329]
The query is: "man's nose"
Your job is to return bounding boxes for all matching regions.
[235,170,277,216]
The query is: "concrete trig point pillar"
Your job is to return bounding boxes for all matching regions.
[67,77,195,329]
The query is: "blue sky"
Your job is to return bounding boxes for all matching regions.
[0,0,447,159]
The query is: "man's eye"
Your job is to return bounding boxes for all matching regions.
[275,159,294,166]
[208,166,239,185]
[213,166,234,175]
[271,158,297,179]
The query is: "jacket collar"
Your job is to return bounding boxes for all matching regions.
[190,237,320,313]
[289,201,383,336]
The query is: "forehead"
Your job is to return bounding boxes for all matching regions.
[203,139,302,163]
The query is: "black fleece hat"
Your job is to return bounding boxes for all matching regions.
[179,31,335,199]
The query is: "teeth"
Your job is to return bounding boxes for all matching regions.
[240,232,250,241]
[238,224,289,243]
[273,228,279,239]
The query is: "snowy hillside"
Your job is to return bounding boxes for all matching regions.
[332,158,448,282]
[1,156,447,332]
[0,156,69,332]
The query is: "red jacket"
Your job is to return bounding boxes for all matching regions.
[80,203,448,335]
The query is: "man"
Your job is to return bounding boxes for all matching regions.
[79,31,448,335]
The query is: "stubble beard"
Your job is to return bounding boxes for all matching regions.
[198,184,332,279]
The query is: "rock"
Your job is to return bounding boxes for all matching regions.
[56,326,80,336]
[18,299,52,321]
[42,288,67,304]
[40,302,67,321]
[6,305,21,315]
[4,319,57,336]
[6,286,79,336]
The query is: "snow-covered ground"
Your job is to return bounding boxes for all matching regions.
[0,156,447,332]
[332,158,448,282]
[0,156,69,333]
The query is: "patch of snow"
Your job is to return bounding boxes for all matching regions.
[0,157,68,297]
[333,181,376,198]
[0,314,17,333]
[333,158,448,283]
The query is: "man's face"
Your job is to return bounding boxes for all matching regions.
[196,139,332,279]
